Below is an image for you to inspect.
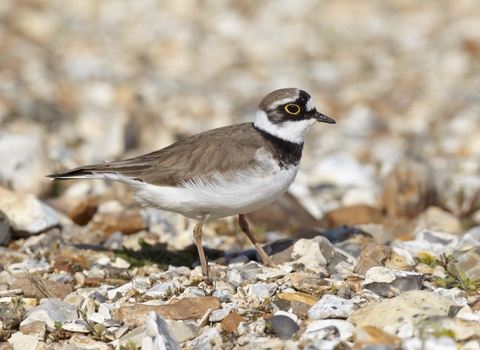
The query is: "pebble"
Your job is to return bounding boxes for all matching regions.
[304,319,354,341]
[402,336,457,350]
[226,262,264,288]
[21,299,78,331]
[221,312,245,333]
[362,266,424,297]
[0,134,50,197]
[106,281,149,300]
[308,294,359,320]
[62,320,91,333]
[415,206,463,235]
[288,236,334,274]
[118,296,221,326]
[69,334,111,350]
[209,308,231,322]
[165,319,201,343]
[145,282,174,297]
[142,311,181,350]
[266,315,300,338]
[19,321,46,341]
[327,205,383,227]
[354,325,400,349]
[0,187,60,236]
[348,290,459,331]
[7,332,39,350]
[246,283,277,299]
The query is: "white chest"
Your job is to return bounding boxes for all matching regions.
[122,162,299,219]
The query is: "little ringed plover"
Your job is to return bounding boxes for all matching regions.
[48,88,336,275]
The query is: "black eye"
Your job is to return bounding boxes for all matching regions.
[285,103,301,115]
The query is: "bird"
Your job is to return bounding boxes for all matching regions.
[47,88,336,276]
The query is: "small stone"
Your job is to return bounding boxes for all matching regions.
[114,324,130,339]
[354,245,392,275]
[211,289,233,303]
[165,319,201,343]
[416,229,460,246]
[47,273,74,284]
[327,205,382,227]
[348,290,459,331]
[277,292,318,305]
[209,308,231,322]
[19,321,46,341]
[354,325,400,349]
[98,303,115,319]
[290,273,331,294]
[113,327,144,349]
[302,319,354,342]
[0,187,60,236]
[118,296,221,326]
[246,192,318,234]
[266,315,299,338]
[21,299,78,331]
[11,277,73,299]
[453,247,480,280]
[362,266,424,297]
[189,328,222,348]
[270,299,291,313]
[308,294,359,320]
[255,238,295,265]
[415,206,462,235]
[7,260,51,278]
[89,291,107,304]
[288,236,334,274]
[0,134,51,197]
[291,299,313,319]
[6,332,39,350]
[142,311,181,350]
[274,310,298,323]
[87,313,105,324]
[89,209,146,236]
[69,334,111,350]
[62,320,91,333]
[145,282,174,297]
[221,312,245,333]
[433,287,468,306]
[226,262,263,288]
[246,283,277,299]
[107,281,149,300]
[68,197,98,225]
[402,336,457,350]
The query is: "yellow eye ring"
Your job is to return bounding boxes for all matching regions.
[285,103,301,115]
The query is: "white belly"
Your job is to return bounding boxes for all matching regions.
[117,164,299,219]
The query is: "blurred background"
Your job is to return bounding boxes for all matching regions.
[1,0,480,233]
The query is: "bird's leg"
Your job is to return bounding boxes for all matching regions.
[238,214,277,268]
[193,215,209,276]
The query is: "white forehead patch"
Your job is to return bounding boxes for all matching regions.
[306,98,315,111]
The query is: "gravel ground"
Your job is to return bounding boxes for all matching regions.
[1,1,480,349]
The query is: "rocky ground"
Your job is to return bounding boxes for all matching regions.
[1,0,480,349]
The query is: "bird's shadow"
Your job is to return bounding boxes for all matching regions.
[112,240,231,270]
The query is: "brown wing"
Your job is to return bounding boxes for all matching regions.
[48,123,270,186]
